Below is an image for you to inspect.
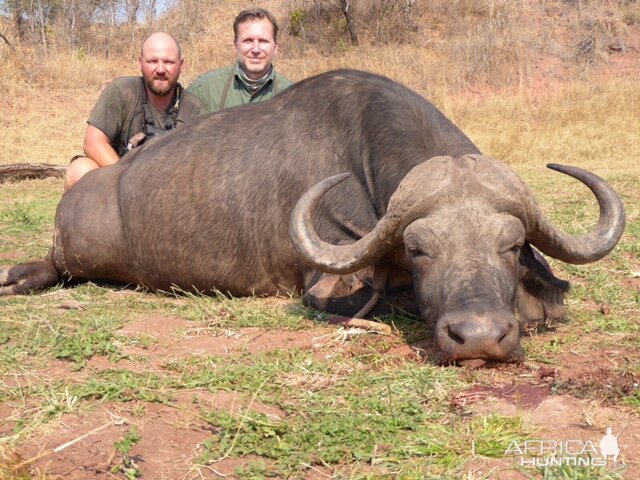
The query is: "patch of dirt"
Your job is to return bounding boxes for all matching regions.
[118,314,334,358]
[172,326,328,362]
[118,315,192,338]
[304,464,335,479]
[553,346,639,382]
[554,367,638,404]
[457,391,640,477]
[19,411,136,480]
[171,389,285,420]
[387,343,423,360]
[453,383,551,410]
[5,317,639,478]
[73,315,345,374]
[0,250,22,260]
[15,386,289,480]
[1,358,82,388]
[120,403,213,480]
[465,457,531,480]
[0,403,16,436]
[622,276,640,292]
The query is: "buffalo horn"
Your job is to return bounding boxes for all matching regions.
[528,163,625,264]
[290,173,403,273]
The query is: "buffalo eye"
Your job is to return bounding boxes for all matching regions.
[503,242,523,256]
[407,244,432,259]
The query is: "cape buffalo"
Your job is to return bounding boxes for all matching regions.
[0,70,625,364]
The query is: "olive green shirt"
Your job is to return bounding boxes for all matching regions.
[88,76,207,156]
[187,64,293,113]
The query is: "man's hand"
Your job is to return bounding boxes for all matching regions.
[127,132,148,150]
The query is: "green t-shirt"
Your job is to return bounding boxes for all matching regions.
[88,76,207,156]
[187,64,293,113]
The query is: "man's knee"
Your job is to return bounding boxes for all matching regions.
[64,157,99,191]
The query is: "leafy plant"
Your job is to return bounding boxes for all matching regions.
[112,427,142,479]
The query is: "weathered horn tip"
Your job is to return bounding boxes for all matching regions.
[329,172,352,183]
[546,163,565,172]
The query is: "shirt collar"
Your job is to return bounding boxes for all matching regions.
[234,62,274,94]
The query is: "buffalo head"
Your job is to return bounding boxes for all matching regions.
[290,155,625,364]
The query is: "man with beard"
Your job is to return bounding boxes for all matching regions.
[64,32,206,191]
[188,8,292,112]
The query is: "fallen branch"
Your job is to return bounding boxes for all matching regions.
[0,163,67,183]
[328,315,393,335]
[16,417,126,468]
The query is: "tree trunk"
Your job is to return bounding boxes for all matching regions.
[0,163,67,183]
[12,2,24,41]
[37,0,48,49]
[340,0,359,46]
[143,0,157,24]
[127,0,140,53]
[0,32,14,50]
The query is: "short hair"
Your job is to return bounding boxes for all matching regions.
[233,8,279,43]
[141,32,182,59]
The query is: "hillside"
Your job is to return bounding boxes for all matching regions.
[2,0,639,88]
[1,0,639,166]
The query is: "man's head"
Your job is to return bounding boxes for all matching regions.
[139,32,183,97]
[233,8,279,80]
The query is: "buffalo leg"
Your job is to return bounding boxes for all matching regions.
[0,260,59,296]
[303,272,370,316]
[303,268,418,318]
[353,265,389,318]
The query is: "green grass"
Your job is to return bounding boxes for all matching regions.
[537,464,626,480]
[0,181,60,261]
[0,284,163,375]
[192,363,491,476]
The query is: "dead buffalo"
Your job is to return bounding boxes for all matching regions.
[0,69,625,364]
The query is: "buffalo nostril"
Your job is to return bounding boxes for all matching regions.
[448,326,465,345]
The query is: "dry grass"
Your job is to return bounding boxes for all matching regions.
[0,0,638,169]
[0,84,91,165]
[0,443,30,480]
[2,63,637,172]
[3,0,638,87]
[451,78,640,171]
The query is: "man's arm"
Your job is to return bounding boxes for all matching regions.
[83,124,119,167]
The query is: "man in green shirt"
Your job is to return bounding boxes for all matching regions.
[188,8,292,112]
[64,32,206,191]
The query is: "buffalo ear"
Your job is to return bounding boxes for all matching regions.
[517,243,570,323]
